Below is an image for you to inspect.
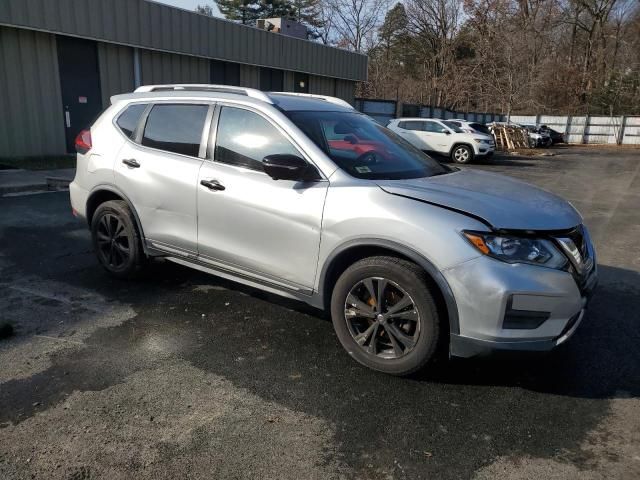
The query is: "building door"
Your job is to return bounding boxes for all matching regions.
[259,68,284,91]
[210,60,240,86]
[57,36,103,153]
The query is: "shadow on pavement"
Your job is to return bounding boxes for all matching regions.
[1,189,638,478]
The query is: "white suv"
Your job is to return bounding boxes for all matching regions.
[387,118,495,164]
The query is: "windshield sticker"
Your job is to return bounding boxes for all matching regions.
[355,166,372,173]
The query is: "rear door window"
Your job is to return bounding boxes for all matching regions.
[398,121,424,131]
[423,121,447,133]
[141,104,209,157]
[116,104,147,139]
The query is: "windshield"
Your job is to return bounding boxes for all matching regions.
[442,121,464,133]
[285,111,450,180]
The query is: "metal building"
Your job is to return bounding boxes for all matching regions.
[0,0,368,158]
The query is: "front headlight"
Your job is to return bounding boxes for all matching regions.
[474,139,491,144]
[463,231,567,269]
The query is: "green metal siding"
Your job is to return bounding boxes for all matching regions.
[239,65,260,89]
[310,75,336,96]
[0,26,66,157]
[0,0,367,82]
[335,80,356,106]
[140,49,209,85]
[98,43,135,109]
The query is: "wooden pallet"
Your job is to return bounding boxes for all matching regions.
[492,125,531,150]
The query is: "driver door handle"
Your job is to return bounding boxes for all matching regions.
[200,179,225,191]
[122,158,140,168]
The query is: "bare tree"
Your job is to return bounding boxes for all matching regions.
[328,0,388,52]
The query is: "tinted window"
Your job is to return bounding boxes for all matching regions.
[398,121,423,131]
[423,121,448,133]
[141,104,209,157]
[469,123,490,134]
[286,111,450,180]
[116,104,147,138]
[442,121,464,133]
[215,107,301,171]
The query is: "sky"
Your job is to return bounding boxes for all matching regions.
[153,0,222,17]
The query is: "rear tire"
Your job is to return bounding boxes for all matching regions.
[91,200,145,278]
[330,256,440,376]
[451,144,473,164]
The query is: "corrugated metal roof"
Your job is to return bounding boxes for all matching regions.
[0,0,368,81]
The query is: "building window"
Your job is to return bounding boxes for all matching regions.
[210,60,240,86]
[294,73,309,93]
[260,68,284,91]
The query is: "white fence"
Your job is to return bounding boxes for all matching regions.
[509,114,640,145]
[355,98,640,145]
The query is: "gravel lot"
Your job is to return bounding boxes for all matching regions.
[1,146,639,479]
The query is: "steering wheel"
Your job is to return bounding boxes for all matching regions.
[356,151,383,165]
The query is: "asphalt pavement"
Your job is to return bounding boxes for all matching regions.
[0,146,639,479]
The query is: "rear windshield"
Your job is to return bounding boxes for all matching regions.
[285,111,450,180]
[442,121,464,133]
[469,123,490,134]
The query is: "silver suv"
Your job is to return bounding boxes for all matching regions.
[70,85,597,375]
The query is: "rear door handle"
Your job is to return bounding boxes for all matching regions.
[200,179,225,191]
[122,159,140,168]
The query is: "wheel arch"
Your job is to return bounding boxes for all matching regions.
[449,142,475,156]
[318,239,460,335]
[86,185,149,255]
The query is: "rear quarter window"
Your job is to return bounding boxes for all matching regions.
[116,104,147,139]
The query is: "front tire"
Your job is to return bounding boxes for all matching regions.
[451,144,473,164]
[330,256,440,376]
[91,200,145,278]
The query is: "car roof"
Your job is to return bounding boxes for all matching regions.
[111,85,354,113]
[393,117,443,122]
[268,93,353,112]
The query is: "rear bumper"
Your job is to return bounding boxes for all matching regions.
[69,181,88,221]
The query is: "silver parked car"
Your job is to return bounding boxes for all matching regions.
[70,85,597,376]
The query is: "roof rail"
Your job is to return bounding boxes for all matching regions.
[134,84,273,103]
[269,92,353,109]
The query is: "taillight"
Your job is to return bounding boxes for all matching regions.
[75,129,92,154]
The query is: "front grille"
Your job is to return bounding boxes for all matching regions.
[566,225,588,259]
[553,225,595,295]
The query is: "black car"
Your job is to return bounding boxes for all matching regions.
[539,125,565,144]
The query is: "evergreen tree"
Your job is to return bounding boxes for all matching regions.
[291,0,324,35]
[259,0,296,20]
[195,4,215,16]
[214,0,262,25]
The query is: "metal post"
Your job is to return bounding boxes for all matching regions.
[582,115,589,145]
[133,48,142,88]
[618,116,627,145]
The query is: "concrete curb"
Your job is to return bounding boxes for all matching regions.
[0,177,71,196]
[0,168,74,196]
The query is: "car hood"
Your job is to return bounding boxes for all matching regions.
[376,169,582,230]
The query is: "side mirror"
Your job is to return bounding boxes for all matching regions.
[343,134,358,144]
[443,130,451,135]
[262,154,320,182]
